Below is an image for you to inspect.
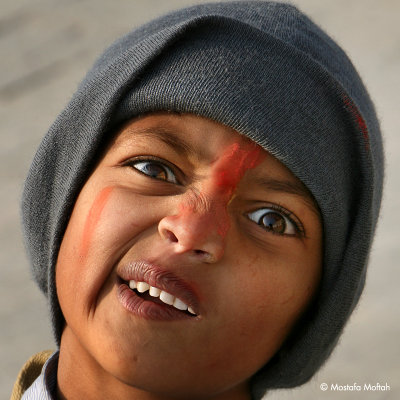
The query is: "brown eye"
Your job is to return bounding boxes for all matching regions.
[260,212,286,234]
[247,208,297,235]
[132,160,178,184]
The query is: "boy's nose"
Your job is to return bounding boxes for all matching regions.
[158,192,228,263]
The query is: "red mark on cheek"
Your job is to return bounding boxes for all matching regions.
[80,186,113,259]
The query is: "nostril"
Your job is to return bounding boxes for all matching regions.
[165,229,178,243]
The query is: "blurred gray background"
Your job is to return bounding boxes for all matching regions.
[1,0,399,399]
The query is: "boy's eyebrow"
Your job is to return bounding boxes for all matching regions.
[252,176,320,218]
[124,125,320,217]
[126,126,203,160]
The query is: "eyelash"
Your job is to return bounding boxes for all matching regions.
[246,204,305,237]
[125,158,305,237]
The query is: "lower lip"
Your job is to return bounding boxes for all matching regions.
[117,282,195,321]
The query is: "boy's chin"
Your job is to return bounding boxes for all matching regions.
[60,324,254,399]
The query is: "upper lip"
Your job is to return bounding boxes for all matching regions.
[116,260,201,314]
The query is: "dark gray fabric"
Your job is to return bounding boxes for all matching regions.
[21,1,384,398]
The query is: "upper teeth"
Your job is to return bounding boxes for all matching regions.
[129,280,196,315]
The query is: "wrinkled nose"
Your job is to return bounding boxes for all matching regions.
[158,195,228,263]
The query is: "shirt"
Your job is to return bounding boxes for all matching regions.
[21,351,59,400]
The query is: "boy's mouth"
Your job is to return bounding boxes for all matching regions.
[116,261,201,320]
[126,279,197,316]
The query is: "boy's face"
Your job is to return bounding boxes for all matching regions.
[56,113,322,399]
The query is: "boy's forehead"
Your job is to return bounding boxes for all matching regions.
[113,113,256,162]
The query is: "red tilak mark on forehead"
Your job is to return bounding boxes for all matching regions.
[80,186,113,259]
[177,141,265,244]
[214,142,264,196]
[212,141,265,236]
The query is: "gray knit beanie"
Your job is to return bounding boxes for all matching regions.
[21,1,384,398]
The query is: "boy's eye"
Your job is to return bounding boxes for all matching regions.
[131,159,178,184]
[247,208,298,236]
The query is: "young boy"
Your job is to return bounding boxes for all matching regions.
[12,1,383,399]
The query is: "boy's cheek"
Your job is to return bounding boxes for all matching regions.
[216,252,320,346]
[67,186,156,258]
[56,186,171,305]
[78,186,114,260]
[198,280,304,379]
